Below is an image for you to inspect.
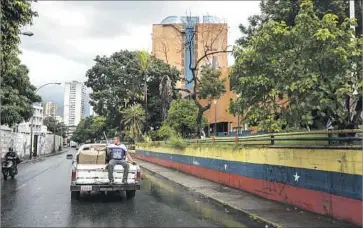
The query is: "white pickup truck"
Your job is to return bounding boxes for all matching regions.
[67,143,141,200]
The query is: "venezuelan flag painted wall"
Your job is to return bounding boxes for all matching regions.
[134,145,362,226]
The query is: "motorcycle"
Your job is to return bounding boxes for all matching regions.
[2,156,20,180]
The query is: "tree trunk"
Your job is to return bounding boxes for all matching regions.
[196,109,204,138]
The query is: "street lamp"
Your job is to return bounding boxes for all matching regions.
[35,82,61,93]
[29,82,61,159]
[214,100,218,136]
[19,31,34,37]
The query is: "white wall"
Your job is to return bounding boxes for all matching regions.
[0,127,63,159]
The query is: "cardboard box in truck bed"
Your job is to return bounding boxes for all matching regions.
[78,149,106,164]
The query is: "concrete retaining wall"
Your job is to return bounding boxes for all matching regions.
[0,128,63,159]
[135,145,362,226]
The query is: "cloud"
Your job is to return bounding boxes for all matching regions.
[18,1,260,105]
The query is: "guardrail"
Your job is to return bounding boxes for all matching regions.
[149,129,363,150]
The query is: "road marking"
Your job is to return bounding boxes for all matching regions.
[16,183,27,190]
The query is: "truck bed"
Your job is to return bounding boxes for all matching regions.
[75,164,139,185]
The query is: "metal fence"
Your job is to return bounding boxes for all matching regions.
[152,129,363,150]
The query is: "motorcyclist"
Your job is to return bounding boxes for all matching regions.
[4,147,21,164]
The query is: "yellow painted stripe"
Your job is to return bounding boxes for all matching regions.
[137,146,362,175]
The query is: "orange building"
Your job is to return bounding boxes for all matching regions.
[152,16,239,136]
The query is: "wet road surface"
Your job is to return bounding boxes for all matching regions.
[1,149,263,227]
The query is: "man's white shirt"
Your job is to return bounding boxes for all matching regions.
[107,143,128,152]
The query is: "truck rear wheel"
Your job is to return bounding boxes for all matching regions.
[126,190,136,199]
[71,191,80,200]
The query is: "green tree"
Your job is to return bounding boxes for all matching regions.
[1,57,41,126]
[1,0,40,126]
[237,0,362,46]
[85,50,180,132]
[43,116,68,137]
[43,116,57,132]
[138,50,151,133]
[71,119,89,143]
[161,99,208,138]
[71,116,109,143]
[121,104,145,142]
[1,0,38,76]
[231,0,362,132]
[192,65,225,136]
[164,19,229,137]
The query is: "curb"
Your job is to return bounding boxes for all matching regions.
[138,163,282,228]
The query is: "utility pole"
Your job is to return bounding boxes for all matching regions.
[29,117,34,159]
[237,115,240,136]
[214,100,217,136]
[53,121,56,153]
[144,72,148,134]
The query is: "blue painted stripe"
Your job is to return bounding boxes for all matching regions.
[137,150,362,201]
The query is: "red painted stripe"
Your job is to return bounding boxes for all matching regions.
[134,154,362,226]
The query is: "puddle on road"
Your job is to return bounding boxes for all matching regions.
[142,169,265,228]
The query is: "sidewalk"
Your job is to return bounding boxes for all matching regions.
[135,159,357,228]
[21,148,69,164]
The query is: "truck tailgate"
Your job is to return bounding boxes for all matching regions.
[75,164,138,185]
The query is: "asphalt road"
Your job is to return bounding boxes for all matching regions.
[1,148,263,227]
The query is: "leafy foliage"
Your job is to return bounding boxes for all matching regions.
[43,116,68,137]
[121,104,145,142]
[197,65,226,100]
[231,0,362,132]
[1,56,41,126]
[157,124,178,140]
[0,0,40,126]
[71,116,110,143]
[160,99,208,138]
[85,50,180,132]
[237,0,362,46]
[1,0,38,74]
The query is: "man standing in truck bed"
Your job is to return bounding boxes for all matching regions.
[106,135,136,185]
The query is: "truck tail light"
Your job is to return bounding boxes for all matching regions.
[71,169,76,181]
[136,170,141,182]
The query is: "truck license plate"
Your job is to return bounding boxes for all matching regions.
[81,185,92,191]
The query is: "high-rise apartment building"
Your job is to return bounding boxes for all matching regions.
[63,81,86,128]
[44,102,57,117]
[152,16,239,136]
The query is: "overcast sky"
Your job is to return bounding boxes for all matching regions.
[19,1,260,88]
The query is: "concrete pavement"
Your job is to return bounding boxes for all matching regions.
[135,159,358,228]
[1,148,263,227]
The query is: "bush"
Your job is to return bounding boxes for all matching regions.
[169,135,187,150]
[157,125,177,140]
[148,130,162,141]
